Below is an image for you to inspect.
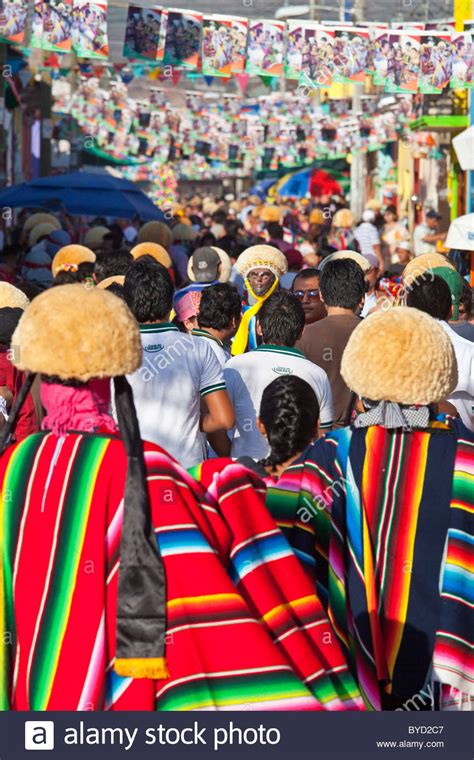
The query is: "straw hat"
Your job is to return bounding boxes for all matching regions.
[96,275,125,289]
[131,242,172,269]
[0,282,30,310]
[319,250,372,273]
[259,205,282,223]
[29,223,58,248]
[235,245,288,279]
[23,213,61,234]
[137,221,172,249]
[84,226,110,250]
[12,284,141,382]
[309,208,325,225]
[52,245,96,278]
[332,208,354,228]
[172,223,197,242]
[341,307,457,406]
[401,252,455,288]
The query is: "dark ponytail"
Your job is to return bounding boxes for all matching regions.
[259,375,319,472]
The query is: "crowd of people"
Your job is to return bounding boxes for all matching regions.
[0,191,472,713]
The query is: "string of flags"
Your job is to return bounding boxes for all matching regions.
[1,3,473,92]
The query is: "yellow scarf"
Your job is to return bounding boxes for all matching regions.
[231,277,279,356]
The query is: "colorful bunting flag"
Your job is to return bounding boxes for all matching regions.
[163,8,202,69]
[123,5,165,61]
[246,19,285,77]
[72,0,109,59]
[0,0,28,44]
[31,0,72,53]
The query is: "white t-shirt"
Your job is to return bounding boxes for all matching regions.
[128,323,226,467]
[354,222,380,257]
[439,321,474,431]
[191,329,230,367]
[413,223,437,256]
[224,344,334,459]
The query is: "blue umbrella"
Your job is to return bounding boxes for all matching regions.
[0,172,166,221]
[248,178,275,200]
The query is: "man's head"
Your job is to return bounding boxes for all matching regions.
[425,208,441,230]
[292,268,326,325]
[396,241,412,265]
[266,222,284,240]
[406,275,451,321]
[319,259,365,312]
[95,249,133,282]
[257,291,305,347]
[198,283,242,340]
[124,258,174,323]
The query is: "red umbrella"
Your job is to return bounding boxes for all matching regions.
[309,169,343,197]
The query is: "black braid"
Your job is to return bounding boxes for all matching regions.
[259,375,319,472]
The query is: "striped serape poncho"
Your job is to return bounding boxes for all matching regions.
[0,431,363,711]
[264,422,474,711]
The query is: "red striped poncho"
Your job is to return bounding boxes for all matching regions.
[0,432,364,711]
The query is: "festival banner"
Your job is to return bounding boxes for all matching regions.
[202,14,247,77]
[371,28,389,83]
[333,27,369,83]
[418,31,452,94]
[123,5,164,61]
[299,26,335,89]
[385,30,420,93]
[72,0,109,59]
[0,0,27,44]
[246,19,285,77]
[450,30,473,88]
[31,0,72,53]
[285,21,321,82]
[163,8,202,69]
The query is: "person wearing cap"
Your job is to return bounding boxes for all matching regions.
[0,284,361,711]
[389,240,413,275]
[224,290,333,461]
[266,307,473,710]
[354,209,384,270]
[173,247,231,310]
[413,209,447,257]
[406,273,474,432]
[298,258,365,427]
[444,212,474,282]
[124,258,234,469]
[232,245,288,355]
[174,290,202,333]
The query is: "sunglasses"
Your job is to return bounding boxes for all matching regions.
[293,289,320,300]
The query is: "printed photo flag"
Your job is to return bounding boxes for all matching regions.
[246,19,285,77]
[0,0,27,44]
[202,14,245,77]
[31,0,73,53]
[123,5,164,61]
[72,0,109,59]
[333,27,369,83]
[418,31,452,94]
[163,8,202,69]
[450,30,473,88]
